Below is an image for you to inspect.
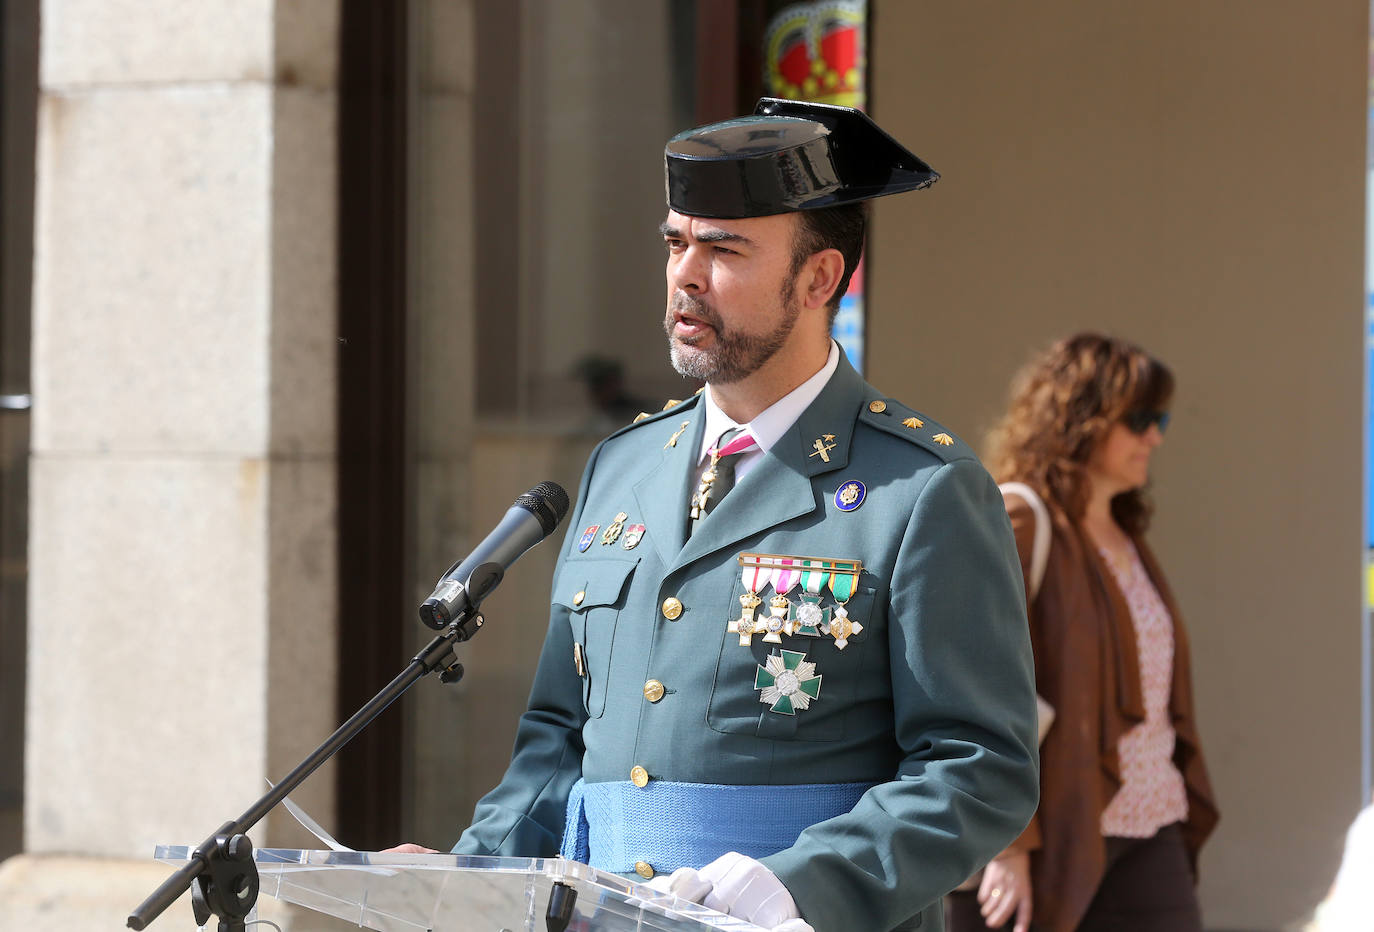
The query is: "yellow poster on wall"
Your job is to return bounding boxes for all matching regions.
[763,1,867,109]
[763,1,869,371]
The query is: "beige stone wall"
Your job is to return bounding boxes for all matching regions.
[25,0,339,880]
[870,2,1368,928]
[0,853,345,931]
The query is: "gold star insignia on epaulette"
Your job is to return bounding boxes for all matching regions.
[932,433,954,446]
[662,399,682,410]
[902,417,924,429]
[633,412,651,423]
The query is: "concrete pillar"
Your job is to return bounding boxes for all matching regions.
[2,1,342,927]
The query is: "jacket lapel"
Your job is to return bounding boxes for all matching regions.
[670,354,867,572]
[633,402,706,568]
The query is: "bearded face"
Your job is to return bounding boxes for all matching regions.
[663,278,801,384]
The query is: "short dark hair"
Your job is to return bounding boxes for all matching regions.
[788,203,868,325]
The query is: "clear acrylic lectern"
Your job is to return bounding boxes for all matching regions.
[154,846,770,932]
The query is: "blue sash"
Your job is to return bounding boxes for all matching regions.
[559,777,874,873]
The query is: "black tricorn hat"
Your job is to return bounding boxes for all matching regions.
[664,97,938,220]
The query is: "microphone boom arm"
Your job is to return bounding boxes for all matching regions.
[128,481,568,930]
[128,617,478,930]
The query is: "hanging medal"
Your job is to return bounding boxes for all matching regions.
[770,557,803,636]
[691,431,757,519]
[755,558,786,644]
[755,649,822,715]
[690,456,717,520]
[822,561,863,650]
[793,560,831,637]
[730,558,770,646]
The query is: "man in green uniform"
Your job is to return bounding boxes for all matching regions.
[451,99,1039,932]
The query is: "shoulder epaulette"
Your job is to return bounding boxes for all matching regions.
[857,395,974,462]
[625,394,700,429]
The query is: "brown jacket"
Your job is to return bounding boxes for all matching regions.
[1003,494,1219,932]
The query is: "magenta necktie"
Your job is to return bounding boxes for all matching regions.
[689,428,759,534]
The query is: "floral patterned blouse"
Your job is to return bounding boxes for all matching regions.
[1097,539,1189,838]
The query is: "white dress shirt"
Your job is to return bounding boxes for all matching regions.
[695,341,842,484]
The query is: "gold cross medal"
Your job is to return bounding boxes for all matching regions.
[747,557,785,644]
[755,649,822,714]
[691,467,715,520]
[731,559,770,646]
[821,562,862,650]
[732,593,763,647]
[691,438,731,519]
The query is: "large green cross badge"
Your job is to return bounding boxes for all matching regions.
[754,650,822,715]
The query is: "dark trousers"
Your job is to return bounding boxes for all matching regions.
[944,824,1202,932]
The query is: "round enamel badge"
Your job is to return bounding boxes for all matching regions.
[834,479,866,512]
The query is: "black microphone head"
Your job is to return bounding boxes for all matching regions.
[514,482,570,536]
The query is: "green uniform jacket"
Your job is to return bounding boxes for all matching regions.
[455,354,1039,932]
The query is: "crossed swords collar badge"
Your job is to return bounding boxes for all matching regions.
[809,434,837,463]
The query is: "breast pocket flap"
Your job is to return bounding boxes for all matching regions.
[552,557,638,612]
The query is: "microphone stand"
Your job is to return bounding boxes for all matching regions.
[127,604,487,931]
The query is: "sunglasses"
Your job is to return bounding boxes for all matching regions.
[1122,409,1170,435]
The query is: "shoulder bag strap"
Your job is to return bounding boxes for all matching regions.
[998,481,1056,744]
[998,481,1051,599]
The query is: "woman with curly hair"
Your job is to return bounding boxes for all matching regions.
[946,333,1219,932]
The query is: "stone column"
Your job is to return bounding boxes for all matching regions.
[2,1,342,927]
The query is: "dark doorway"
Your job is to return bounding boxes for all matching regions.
[335,0,408,852]
[0,0,39,861]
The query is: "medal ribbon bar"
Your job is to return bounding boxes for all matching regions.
[738,551,862,578]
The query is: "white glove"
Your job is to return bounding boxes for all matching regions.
[698,851,803,928]
[770,920,815,932]
[644,866,714,904]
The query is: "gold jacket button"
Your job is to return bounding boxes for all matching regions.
[573,590,586,606]
[869,399,887,413]
[661,597,683,620]
[643,679,665,703]
[634,861,655,879]
[630,765,650,787]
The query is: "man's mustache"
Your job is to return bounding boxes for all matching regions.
[668,291,722,330]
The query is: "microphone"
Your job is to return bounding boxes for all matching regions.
[418,481,570,630]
